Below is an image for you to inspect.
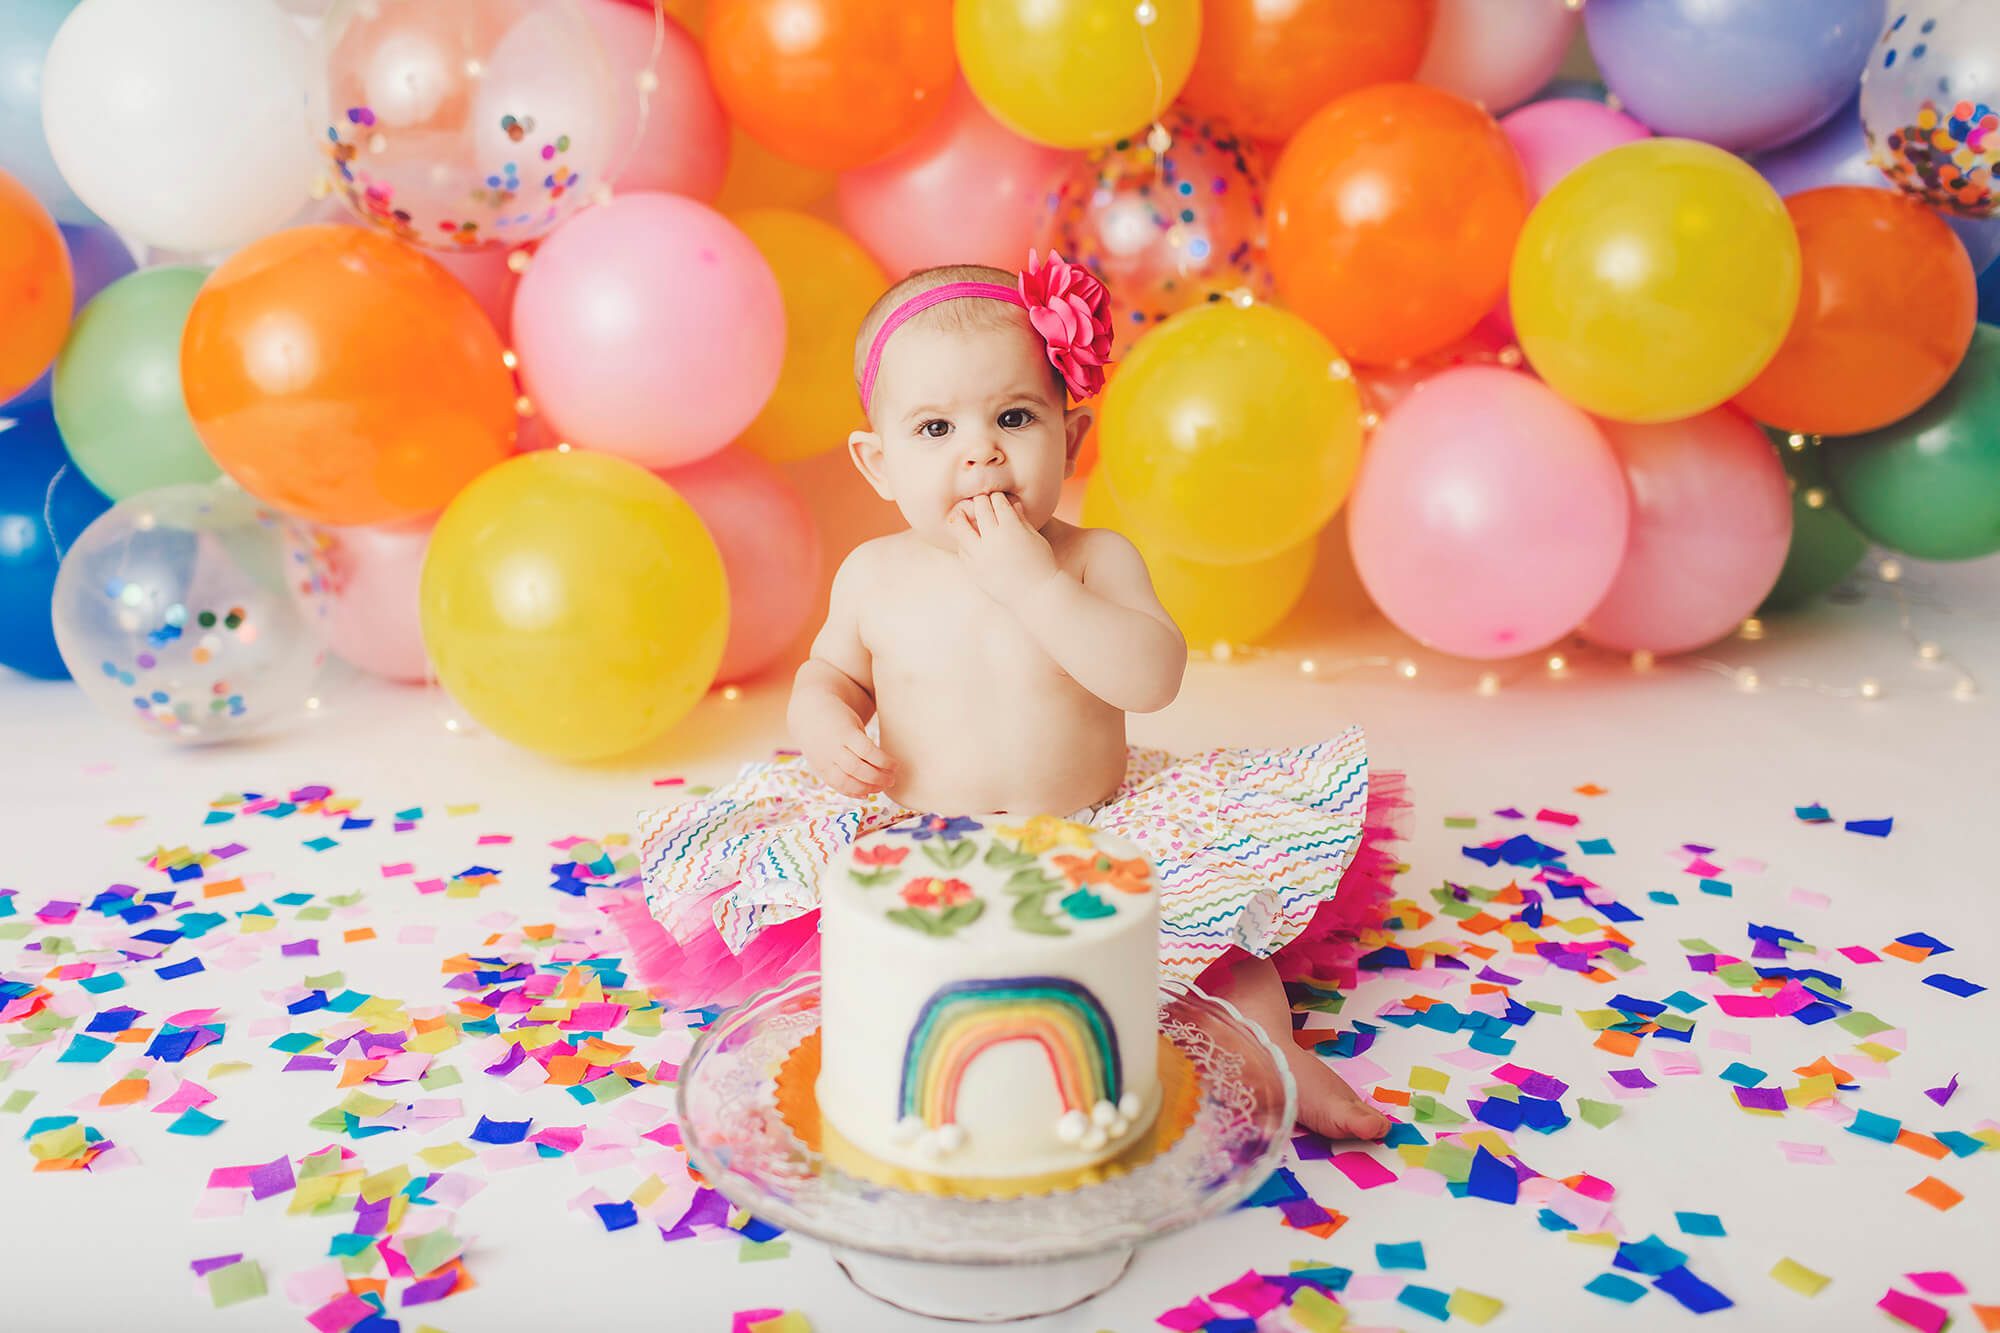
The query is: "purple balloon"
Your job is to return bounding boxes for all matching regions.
[1585,0,1887,153]
[1,223,136,411]
[1753,94,2000,271]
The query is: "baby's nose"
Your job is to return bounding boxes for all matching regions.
[961,438,1005,466]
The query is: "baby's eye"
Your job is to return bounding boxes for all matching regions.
[918,419,952,439]
[998,407,1037,429]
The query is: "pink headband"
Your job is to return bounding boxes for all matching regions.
[859,250,1114,413]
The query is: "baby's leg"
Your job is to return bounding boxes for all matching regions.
[1202,952,1390,1141]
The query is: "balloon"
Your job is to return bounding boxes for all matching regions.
[1755,95,2000,271]
[1585,0,1885,153]
[1861,4,2000,218]
[714,125,835,212]
[182,225,516,526]
[1347,366,1629,660]
[838,80,1073,279]
[1098,303,1361,564]
[1511,139,1802,423]
[4,222,135,412]
[512,192,783,467]
[1736,187,1976,435]
[1081,469,1313,647]
[0,0,92,225]
[1417,0,1578,116]
[1270,84,1528,367]
[579,0,727,201]
[51,267,219,502]
[1356,326,1510,421]
[956,0,1201,150]
[51,481,332,743]
[424,245,521,341]
[659,447,821,683]
[1576,408,1793,656]
[1761,432,1870,612]
[1181,0,1433,143]
[1486,99,1651,338]
[707,0,953,171]
[1041,107,1273,332]
[296,521,433,683]
[731,209,883,464]
[41,0,316,253]
[419,450,728,760]
[1825,321,2000,560]
[0,168,71,402]
[316,0,617,250]
[0,404,110,679]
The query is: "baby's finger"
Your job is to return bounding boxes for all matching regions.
[834,752,889,793]
[842,736,895,778]
[947,502,978,539]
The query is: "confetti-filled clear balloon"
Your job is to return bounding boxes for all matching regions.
[315,0,617,249]
[1040,108,1273,333]
[50,482,333,745]
[1862,3,2000,217]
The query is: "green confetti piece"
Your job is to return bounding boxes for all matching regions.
[419,1065,463,1091]
[207,1259,266,1308]
[739,1239,792,1263]
[1835,1011,1892,1038]
[302,972,346,992]
[1578,1099,1623,1129]
[403,1229,461,1277]
[1677,938,1721,954]
[1444,816,1477,829]
[1,1089,36,1113]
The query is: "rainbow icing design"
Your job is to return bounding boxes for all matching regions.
[897,976,1124,1136]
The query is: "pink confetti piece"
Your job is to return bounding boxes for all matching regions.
[1788,888,1829,908]
[1904,1272,1966,1297]
[1685,857,1724,877]
[1878,1288,1949,1333]
[414,878,446,894]
[1330,1150,1398,1189]
[398,925,437,945]
[476,833,513,845]
[1779,1141,1832,1165]
[1707,1030,1752,1053]
[380,863,414,878]
[1210,1271,1284,1318]
[1156,1298,1217,1331]
[1838,946,1882,964]
[1536,808,1580,826]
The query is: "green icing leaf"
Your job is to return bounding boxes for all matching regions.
[983,839,1037,870]
[847,867,899,889]
[938,899,986,930]
[1010,891,1069,937]
[921,838,977,871]
[1005,868,1064,897]
[885,908,950,937]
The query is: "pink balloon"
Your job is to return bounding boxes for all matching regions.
[427,245,521,341]
[579,0,728,201]
[1484,99,1652,339]
[307,521,434,683]
[1349,366,1631,659]
[1358,326,1510,420]
[1577,408,1792,656]
[659,447,822,684]
[837,79,1073,278]
[1418,0,1580,115]
[512,192,784,467]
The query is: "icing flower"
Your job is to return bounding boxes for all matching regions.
[1053,851,1153,895]
[851,843,911,867]
[996,814,1097,855]
[890,814,984,841]
[1018,249,1113,401]
[900,876,975,910]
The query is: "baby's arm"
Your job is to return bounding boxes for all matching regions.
[787,547,897,797]
[1009,527,1187,713]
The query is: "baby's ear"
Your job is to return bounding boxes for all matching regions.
[848,428,895,501]
[1062,406,1094,478]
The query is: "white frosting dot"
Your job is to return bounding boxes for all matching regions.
[1056,1110,1089,1143]
[1118,1092,1142,1119]
[1081,1126,1108,1151]
[1091,1100,1118,1128]
[935,1123,966,1154]
[893,1116,924,1144]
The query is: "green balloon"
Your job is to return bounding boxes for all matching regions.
[1825,322,2000,561]
[1760,432,1869,613]
[51,265,219,502]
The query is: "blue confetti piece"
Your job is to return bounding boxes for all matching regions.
[1466,1146,1519,1204]
[1376,1240,1427,1271]
[1923,974,1986,997]
[1291,1265,1351,1291]
[1398,1284,1453,1320]
[1653,1265,1733,1313]
[302,837,338,852]
[1795,804,1833,823]
[1675,1211,1726,1237]
[1613,1235,1689,1276]
[1698,878,1733,897]
[58,1035,116,1064]
[1586,1273,1648,1303]
[1663,990,1707,1013]
[1648,891,1680,905]
[594,1200,638,1232]
[469,1116,530,1145]
[1843,817,1893,837]
[167,1107,223,1136]
[1538,1208,1577,1232]
[1719,1063,1767,1087]
[1578,838,1615,855]
[1473,1098,1523,1132]
[1846,1108,1901,1142]
[157,957,204,981]
[1896,931,1951,954]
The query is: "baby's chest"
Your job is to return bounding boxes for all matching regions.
[864,573,1076,688]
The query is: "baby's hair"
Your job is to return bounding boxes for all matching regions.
[852,264,1064,412]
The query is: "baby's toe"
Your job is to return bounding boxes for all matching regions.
[1291,1052,1391,1141]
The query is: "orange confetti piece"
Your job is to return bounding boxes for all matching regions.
[99,1078,150,1107]
[343,927,377,944]
[1794,1056,1852,1082]
[337,1058,387,1088]
[203,877,245,898]
[1971,1303,2000,1331]
[1882,942,1932,964]
[113,1028,152,1044]
[1573,783,1607,796]
[1372,1087,1413,1107]
[1908,1176,1964,1211]
[1897,1130,1951,1161]
[1595,1030,1641,1057]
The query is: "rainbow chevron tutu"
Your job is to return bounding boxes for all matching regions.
[607,725,1407,1008]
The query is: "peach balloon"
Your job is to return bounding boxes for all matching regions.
[426,245,522,340]
[182,225,516,526]
[0,168,73,402]
[659,447,822,683]
[579,0,728,201]
[1182,0,1435,143]
[301,521,434,683]
[838,80,1072,277]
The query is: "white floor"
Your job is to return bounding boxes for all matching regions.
[3,548,1996,1332]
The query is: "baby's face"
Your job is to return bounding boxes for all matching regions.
[851,319,1088,548]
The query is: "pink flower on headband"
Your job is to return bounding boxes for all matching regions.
[1019,250,1113,401]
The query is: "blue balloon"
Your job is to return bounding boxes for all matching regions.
[1586,0,1887,153]
[1978,258,2000,324]
[0,0,92,225]
[0,403,110,680]
[1753,94,2000,272]
[0,223,136,413]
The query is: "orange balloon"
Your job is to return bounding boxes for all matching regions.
[182,225,515,527]
[706,0,955,171]
[1735,187,1976,437]
[1181,0,1435,144]
[0,169,74,402]
[1269,83,1527,367]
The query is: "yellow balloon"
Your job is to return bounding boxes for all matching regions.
[955,0,1201,149]
[1098,302,1362,563]
[1510,138,1801,424]
[715,126,837,213]
[732,208,885,462]
[420,450,729,761]
[1082,470,1313,646]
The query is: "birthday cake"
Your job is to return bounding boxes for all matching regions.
[815,812,1163,1190]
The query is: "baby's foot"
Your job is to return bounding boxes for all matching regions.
[1287,1043,1391,1141]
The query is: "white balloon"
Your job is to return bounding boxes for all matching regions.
[1417,0,1582,115]
[40,0,317,252]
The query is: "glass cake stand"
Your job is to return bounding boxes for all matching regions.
[677,973,1298,1323]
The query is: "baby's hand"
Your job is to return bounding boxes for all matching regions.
[797,706,897,800]
[947,493,1060,607]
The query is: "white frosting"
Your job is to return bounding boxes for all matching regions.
[817,813,1162,1182]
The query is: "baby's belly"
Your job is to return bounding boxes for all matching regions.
[874,681,1129,817]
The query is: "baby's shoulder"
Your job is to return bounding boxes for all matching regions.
[839,532,923,580]
[1064,522,1142,577]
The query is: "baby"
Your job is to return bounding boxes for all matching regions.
[621,254,1403,1142]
